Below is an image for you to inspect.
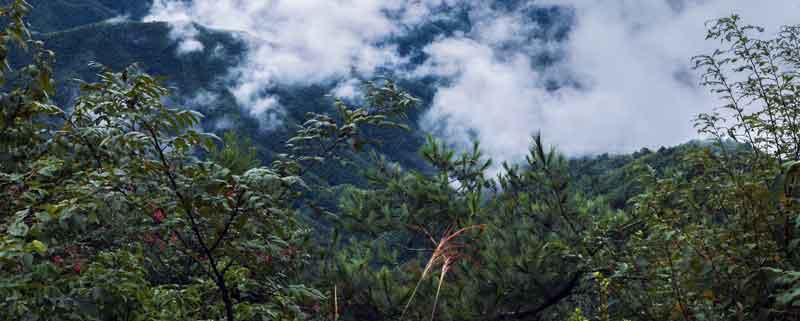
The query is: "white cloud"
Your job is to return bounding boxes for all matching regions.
[418,0,800,168]
[185,90,219,111]
[214,116,235,131]
[331,78,363,100]
[145,0,800,166]
[103,15,131,25]
[419,37,552,163]
[145,1,205,54]
[176,34,204,54]
[145,0,446,129]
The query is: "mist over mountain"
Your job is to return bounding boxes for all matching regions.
[26,0,152,32]
[25,0,800,170]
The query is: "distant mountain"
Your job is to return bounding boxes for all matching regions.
[14,0,715,236]
[21,0,631,194]
[27,0,153,33]
[26,2,431,190]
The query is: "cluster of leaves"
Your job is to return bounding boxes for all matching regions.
[0,1,415,320]
[315,14,800,321]
[319,130,631,321]
[596,15,800,320]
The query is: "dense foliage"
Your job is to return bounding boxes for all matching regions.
[0,1,415,319]
[4,1,800,320]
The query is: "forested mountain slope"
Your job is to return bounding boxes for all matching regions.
[26,0,152,33]
[21,0,577,188]
[26,1,433,188]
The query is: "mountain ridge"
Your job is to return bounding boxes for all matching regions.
[23,0,687,183]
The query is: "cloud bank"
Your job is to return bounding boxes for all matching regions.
[146,0,452,128]
[146,0,800,165]
[421,0,799,164]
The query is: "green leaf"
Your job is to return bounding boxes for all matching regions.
[39,68,54,96]
[8,218,29,237]
[21,253,33,269]
[28,240,46,255]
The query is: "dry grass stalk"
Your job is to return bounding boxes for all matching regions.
[400,224,485,321]
[334,285,339,321]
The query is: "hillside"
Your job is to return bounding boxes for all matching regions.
[21,1,580,184]
[20,0,689,207]
[28,5,432,188]
[26,0,152,33]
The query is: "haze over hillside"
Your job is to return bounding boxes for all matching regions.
[25,0,800,167]
[146,1,798,159]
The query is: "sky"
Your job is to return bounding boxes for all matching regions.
[145,0,800,165]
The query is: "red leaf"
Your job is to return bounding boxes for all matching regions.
[152,208,166,224]
[143,232,157,245]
